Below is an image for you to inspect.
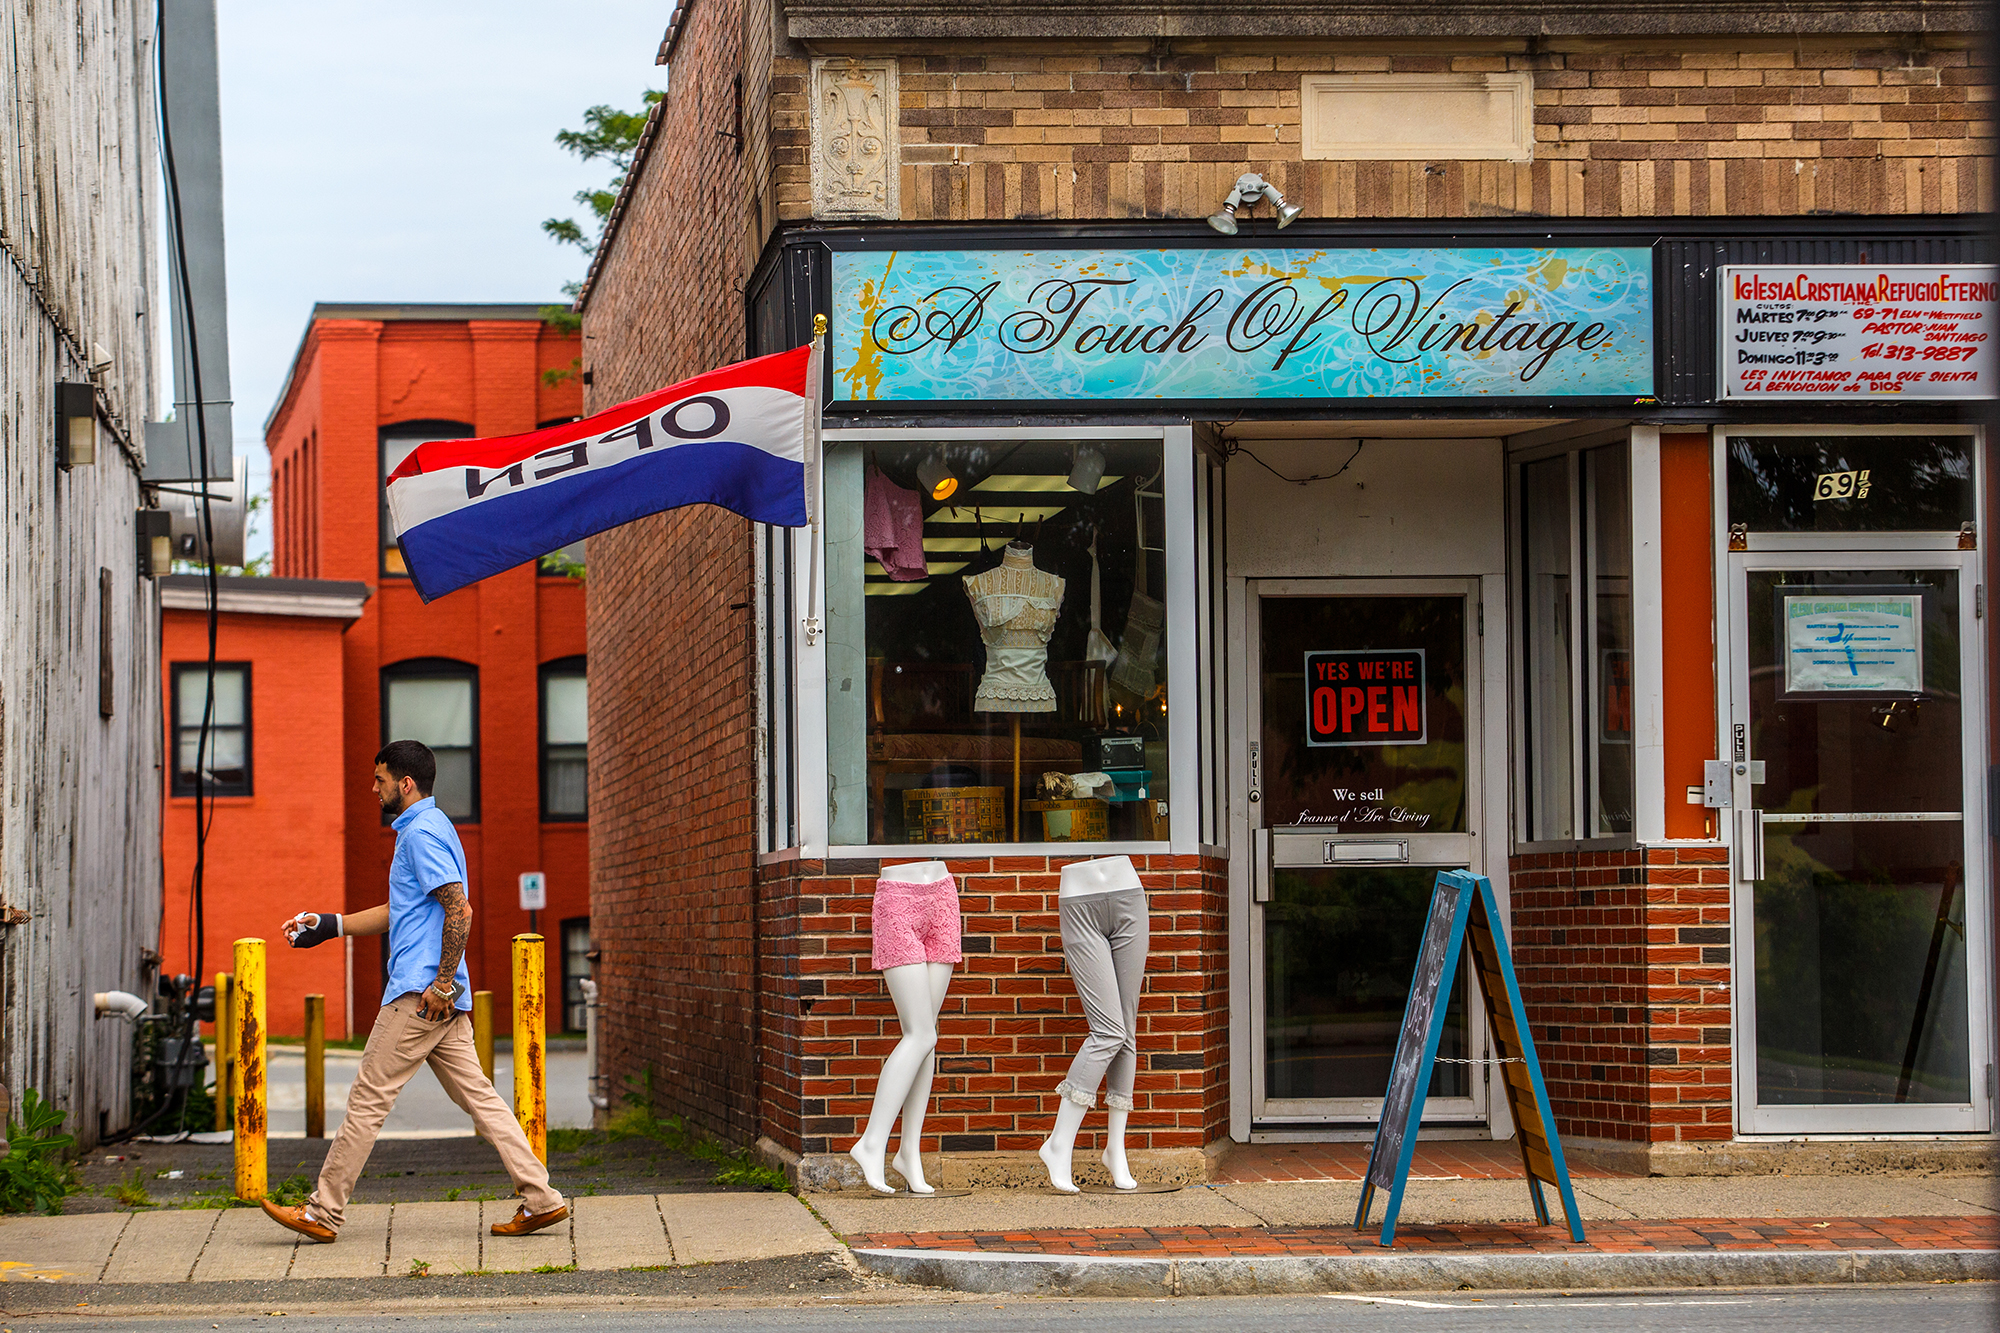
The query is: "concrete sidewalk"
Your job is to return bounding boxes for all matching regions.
[810,1169,1997,1296]
[4,1166,1994,1298]
[0,1191,838,1285]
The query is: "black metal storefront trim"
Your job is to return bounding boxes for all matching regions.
[746,214,1994,425]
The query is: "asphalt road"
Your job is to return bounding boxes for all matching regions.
[5,1284,1992,1332]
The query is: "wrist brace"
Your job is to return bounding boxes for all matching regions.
[291,913,341,948]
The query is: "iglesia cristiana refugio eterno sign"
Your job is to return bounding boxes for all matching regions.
[830,247,1655,403]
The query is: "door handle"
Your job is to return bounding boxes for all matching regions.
[1735,807,1765,882]
[1252,828,1272,904]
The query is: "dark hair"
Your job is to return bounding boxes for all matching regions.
[375,740,437,795]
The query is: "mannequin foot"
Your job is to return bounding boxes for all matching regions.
[892,1146,935,1195]
[848,1143,895,1196]
[1038,1136,1079,1194]
[1101,1144,1137,1191]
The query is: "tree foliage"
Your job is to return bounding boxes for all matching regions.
[542,93,666,259]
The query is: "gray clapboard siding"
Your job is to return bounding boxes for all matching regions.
[1,0,166,1148]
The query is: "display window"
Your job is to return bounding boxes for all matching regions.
[821,433,1174,847]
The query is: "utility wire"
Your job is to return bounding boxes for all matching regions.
[1226,438,1366,486]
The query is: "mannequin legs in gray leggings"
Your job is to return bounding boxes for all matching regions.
[1041,887,1148,1192]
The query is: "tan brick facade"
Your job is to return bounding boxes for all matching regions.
[772,44,1990,223]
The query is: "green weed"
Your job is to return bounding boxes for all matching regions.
[442,1186,462,1202]
[574,1151,603,1168]
[0,1089,82,1215]
[407,1258,432,1279]
[531,1262,577,1274]
[603,1069,791,1192]
[546,1127,599,1153]
[106,1167,153,1209]
[270,1175,311,1207]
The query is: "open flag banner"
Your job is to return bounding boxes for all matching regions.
[386,341,821,602]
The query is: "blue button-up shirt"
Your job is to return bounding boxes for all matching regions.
[385,796,473,1011]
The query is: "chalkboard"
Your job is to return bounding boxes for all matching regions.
[1365,875,1462,1193]
[1355,869,1585,1248]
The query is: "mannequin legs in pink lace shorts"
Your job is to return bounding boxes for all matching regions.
[850,862,961,1195]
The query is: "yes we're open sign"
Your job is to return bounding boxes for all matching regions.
[1304,650,1426,747]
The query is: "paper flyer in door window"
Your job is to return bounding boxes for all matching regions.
[1599,649,1633,744]
[1781,593,1924,697]
[1304,650,1426,747]
[1720,265,1998,400]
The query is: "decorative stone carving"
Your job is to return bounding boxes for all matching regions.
[811,57,899,220]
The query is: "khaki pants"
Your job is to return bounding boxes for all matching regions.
[307,993,562,1231]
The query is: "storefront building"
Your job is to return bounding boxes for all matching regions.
[580,3,1996,1178]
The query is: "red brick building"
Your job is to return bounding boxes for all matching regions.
[578,3,1997,1182]
[160,577,367,1039]
[253,303,594,1034]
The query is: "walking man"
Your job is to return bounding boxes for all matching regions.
[260,739,568,1243]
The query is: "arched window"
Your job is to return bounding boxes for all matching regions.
[381,657,479,821]
[380,421,473,578]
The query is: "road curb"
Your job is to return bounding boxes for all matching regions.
[850,1245,1999,1296]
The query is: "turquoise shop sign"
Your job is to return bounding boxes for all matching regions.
[830,246,1654,402]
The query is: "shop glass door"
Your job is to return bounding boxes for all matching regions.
[1730,555,1993,1133]
[1248,580,1486,1125]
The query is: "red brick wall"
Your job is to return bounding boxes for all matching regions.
[1510,844,1733,1144]
[755,853,1228,1156]
[577,0,775,1140]
[264,316,587,1033]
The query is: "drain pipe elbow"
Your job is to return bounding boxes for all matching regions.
[94,990,149,1021]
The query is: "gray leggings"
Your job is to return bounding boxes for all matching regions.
[1055,887,1149,1112]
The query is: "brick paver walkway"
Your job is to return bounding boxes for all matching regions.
[1211,1140,1631,1184]
[847,1216,1998,1257]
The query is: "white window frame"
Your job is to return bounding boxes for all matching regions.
[788,424,1201,859]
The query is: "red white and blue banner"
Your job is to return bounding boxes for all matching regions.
[386,343,820,601]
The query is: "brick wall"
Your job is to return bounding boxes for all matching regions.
[772,43,1990,223]
[1511,844,1734,1145]
[756,854,1229,1157]
[580,0,772,1141]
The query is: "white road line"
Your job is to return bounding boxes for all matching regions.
[1320,1294,1463,1309]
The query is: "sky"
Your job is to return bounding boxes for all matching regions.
[214,0,670,565]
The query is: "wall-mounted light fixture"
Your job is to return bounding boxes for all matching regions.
[1067,443,1107,495]
[55,382,96,469]
[1206,172,1303,236]
[917,452,958,501]
[136,509,173,578]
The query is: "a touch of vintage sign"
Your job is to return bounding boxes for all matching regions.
[832,247,1655,402]
[1721,265,1998,399]
[1782,593,1924,696]
[1305,649,1426,746]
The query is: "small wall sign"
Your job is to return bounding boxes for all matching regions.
[1304,650,1426,746]
[1720,264,1998,399]
[1782,592,1923,696]
[518,871,547,912]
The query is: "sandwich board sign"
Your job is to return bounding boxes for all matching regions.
[1355,869,1585,1247]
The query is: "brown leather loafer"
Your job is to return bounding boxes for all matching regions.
[261,1199,335,1243]
[491,1202,569,1236]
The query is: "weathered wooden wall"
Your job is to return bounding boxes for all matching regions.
[1,0,166,1147]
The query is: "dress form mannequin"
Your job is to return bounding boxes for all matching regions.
[963,543,1065,713]
[850,861,958,1195]
[965,543,1065,837]
[1040,855,1148,1193]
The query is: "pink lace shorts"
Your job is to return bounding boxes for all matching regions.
[870,875,963,970]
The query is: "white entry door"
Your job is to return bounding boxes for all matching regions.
[1244,578,1491,1127]
[1727,552,1994,1133]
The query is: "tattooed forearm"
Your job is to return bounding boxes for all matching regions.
[431,882,470,989]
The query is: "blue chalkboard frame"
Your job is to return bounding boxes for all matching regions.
[1354,869,1586,1247]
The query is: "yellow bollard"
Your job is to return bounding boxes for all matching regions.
[472,990,494,1082]
[233,939,267,1202]
[212,972,234,1132]
[511,935,547,1163]
[304,994,326,1139]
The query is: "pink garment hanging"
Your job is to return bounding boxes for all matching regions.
[864,464,928,581]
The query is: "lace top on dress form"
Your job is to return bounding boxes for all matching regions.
[964,544,1065,713]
